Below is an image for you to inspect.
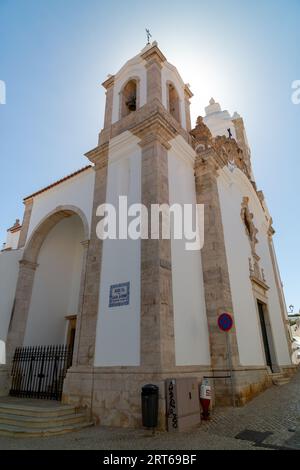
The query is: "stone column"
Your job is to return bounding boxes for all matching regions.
[73,144,109,367]
[72,239,90,366]
[141,45,165,104]
[5,259,38,363]
[232,116,252,177]
[62,144,108,408]
[145,59,162,103]
[18,197,33,249]
[103,76,114,129]
[194,153,240,372]
[184,85,193,132]
[139,133,175,370]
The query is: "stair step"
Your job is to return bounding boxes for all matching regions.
[272,377,290,386]
[0,403,76,418]
[0,412,87,428]
[0,421,93,438]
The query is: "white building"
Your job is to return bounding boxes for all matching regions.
[0,42,296,429]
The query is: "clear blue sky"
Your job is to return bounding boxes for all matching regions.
[0,0,299,311]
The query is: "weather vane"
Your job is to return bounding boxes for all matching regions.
[146,28,152,45]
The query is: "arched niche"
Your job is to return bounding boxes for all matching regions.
[6,206,89,360]
[167,82,181,124]
[24,205,89,264]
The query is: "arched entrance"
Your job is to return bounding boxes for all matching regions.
[6,206,89,399]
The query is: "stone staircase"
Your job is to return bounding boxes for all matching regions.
[0,398,93,437]
[271,372,291,386]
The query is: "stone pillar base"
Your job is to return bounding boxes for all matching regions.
[213,367,273,406]
[281,364,299,379]
[62,366,213,430]
[0,366,10,397]
[63,365,295,428]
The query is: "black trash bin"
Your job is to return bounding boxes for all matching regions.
[141,384,159,428]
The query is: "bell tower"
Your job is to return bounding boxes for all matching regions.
[63,43,209,429]
[99,41,193,145]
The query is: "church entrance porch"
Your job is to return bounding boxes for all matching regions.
[2,206,90,402]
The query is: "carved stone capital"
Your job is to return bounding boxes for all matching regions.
[23,196,34,206]
[19,259,39,271]
[141,43,166,65]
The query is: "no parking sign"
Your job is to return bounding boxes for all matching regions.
[218,312,233,332]
[217,312,235,406]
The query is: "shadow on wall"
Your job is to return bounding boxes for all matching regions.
[0,340,5,364]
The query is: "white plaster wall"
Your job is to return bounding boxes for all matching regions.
[5,230,20,250]
[161,63,187,130]
[23,216,84,346]
[94,132,141,366]
[0,248,23,363]
[26,168,95,244]
[168,136,211,366]
[111,56,147,124]
[217,168,291,366]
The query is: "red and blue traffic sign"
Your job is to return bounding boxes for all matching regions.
[218,313,233,332]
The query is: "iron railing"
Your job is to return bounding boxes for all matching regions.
[10,345,72,401]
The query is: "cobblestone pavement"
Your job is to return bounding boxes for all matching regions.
[1,370,300,450]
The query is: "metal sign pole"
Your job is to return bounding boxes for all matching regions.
[226,331,235,407]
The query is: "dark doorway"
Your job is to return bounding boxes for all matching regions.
[257,301,273,371]
[66,315,77,367]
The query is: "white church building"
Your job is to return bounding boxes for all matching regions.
[0,42,296,429]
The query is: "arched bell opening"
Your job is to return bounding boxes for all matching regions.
[120,78,139,118]
[167,82,181,124]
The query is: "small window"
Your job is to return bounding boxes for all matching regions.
[168,83,180,123]
[121,79,137,118]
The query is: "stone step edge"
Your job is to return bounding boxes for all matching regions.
[0,411,87,425]
[0,405,79,417]
[0,402,76,412]
[0,421,94,437]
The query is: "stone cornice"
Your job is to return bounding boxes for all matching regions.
[250,275,270,292]
[134,111,176,149]
[85,142,109,169]
[184,84,193,99]
[102,75,115,89]
[140,44,166,65]
[113,100,190,145]
[23,197,33,206]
